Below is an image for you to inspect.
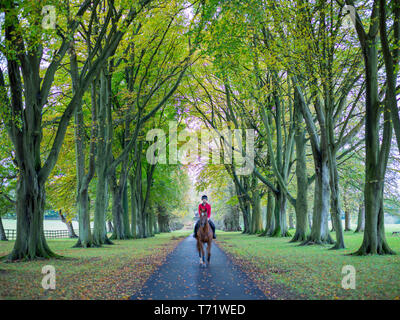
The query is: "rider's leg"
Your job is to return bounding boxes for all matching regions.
[193,220,199,238]
[209,219,216,239]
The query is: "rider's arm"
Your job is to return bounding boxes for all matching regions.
[207,204,211,219]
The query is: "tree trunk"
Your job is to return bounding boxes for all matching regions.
[74,188,94,247]
[8,174,57,260]
[58,210,78,238]
[122,181,131,237]
[110,182,130,240]
[149,207,155,237]
[271,189,290,237]
[330,212,336,232]
[153,212,159,234]
[109,148,132,240]
[232,177,251,234]
[107,220,113,233]
[303,159,334,245]
[345,210,352,231]
[327,118,345,249]
[71,48,96,248]
[241,200,251,234]
[0,216,8,241]
[289,211,295,230]
[93,169,112,245]
[93,72,112,246]
[291,101,309,242]
[264,190,275,236]
[129,174,137,238]
[250,190,263,233]
[158,211,170,232]
[354,34,394,255]
[355,204,365,233]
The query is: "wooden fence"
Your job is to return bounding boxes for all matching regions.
[4,229,92,240]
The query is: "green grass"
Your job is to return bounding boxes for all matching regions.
[0,230,190,300]
[216,228,400,300]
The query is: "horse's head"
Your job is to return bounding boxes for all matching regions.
[199,211,208,228]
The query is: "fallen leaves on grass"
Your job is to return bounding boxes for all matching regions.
[0,232,189,300]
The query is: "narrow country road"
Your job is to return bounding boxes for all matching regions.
[130,236,267,300]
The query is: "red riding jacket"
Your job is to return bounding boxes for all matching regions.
[198,203,211,219]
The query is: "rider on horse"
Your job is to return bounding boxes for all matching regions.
[193,195,216,239]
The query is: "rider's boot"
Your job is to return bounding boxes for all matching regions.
[193,225,198,238]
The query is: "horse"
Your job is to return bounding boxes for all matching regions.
[196,210,213,267]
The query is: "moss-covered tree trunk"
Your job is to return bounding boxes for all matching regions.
[303,158,333,245]
[93,71,113,246]
[74,188,94,247]
[241,201,251,234]
[271,188,290,237]
[353,30,394,255]
[327,151,346,249]
[291,96,309,242]
[70,45,97,248]
[109,181,130,240]
[264,190,275,236]
[122,182,130,237]
[93,169,112,245]
[326,96,345,249]
[129,174,137,238]
[8,172,57,260]
[250,188,263,234]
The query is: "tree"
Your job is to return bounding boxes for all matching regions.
[0,0,151,260]
[343,0,395,255]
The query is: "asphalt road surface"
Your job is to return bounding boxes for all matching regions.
[130,236,267,300]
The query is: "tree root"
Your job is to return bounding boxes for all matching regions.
[73,239,100,248]
[289,232,308,243]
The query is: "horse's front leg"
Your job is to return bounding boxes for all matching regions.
[197,240,202,262]
[197,241,203,264]
[200,242,205,265]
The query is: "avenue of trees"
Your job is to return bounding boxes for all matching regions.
[0,0,400,260]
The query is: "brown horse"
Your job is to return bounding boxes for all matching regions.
[196,210,213,266]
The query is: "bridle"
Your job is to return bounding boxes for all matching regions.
[200,211,208,228]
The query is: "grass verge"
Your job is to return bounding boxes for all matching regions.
[0,230,190,300]
[216,229,400,300]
